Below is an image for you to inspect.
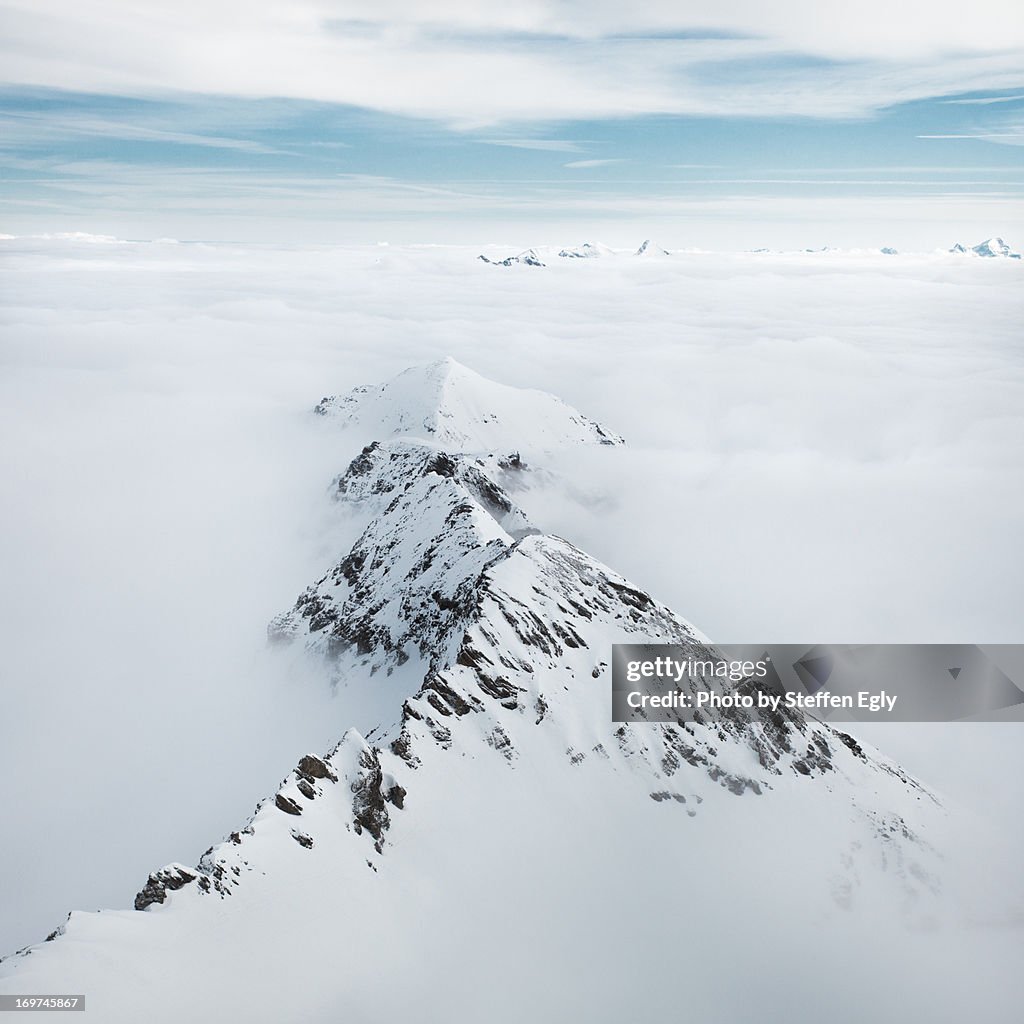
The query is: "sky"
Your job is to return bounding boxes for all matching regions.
[1,1,1023,245]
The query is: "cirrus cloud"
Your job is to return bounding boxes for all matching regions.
[1,1,1023,125]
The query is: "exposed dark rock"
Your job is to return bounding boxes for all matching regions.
[422,674,478,717]
[534,695,549,724]
[196,857,236,899]
[464,468,515,517]
[425,452,458,479]
[338,550,366,587]
[134,866,198,911]
[706,767,762,796]
[487,726,515,761]
[336,443,381,495]
[390,724,420,767]
[836,731,866,759]
[351,749,391,853]
[297,754,338,782]
[604,579,655,612]
[479,251,545,268]
[475,675,520,705]
[275,794,303,816]
[457,640,494,671]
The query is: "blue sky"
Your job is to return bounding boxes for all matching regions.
[1,1,1022,246]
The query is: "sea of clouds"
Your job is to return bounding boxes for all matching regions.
[0,235,1021,956]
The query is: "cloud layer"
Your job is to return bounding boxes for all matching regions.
[1,236,1021,956]
[2,1,1024,123]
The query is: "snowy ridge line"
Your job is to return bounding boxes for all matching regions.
[126,427,937,922]
[1,362,944,978]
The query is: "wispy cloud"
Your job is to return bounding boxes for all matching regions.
[563,158,623,168]
[0,111,290,155]
[484,139,583,152]
[941,94,1024,105]
[918,127,1024,145]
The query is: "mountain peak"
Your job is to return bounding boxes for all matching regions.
[950,237,1021,258]
[973,237,1021,258]
[558,242,613,259]
[314,358,624,453]
[478,248,545,267]
[635,239,670,256]
[414,355,466,383]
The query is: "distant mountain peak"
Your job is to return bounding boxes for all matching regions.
[950,237,1021,258]
[313,358,624,454]
[478,248,545,267]
[972,237,1021,258]
[558,242,613,259]
[635,239,670,256]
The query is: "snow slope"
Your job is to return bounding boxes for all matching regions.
[313,357,624,453]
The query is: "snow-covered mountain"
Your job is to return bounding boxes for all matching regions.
[635,239,670,256]
[557,242,614,259]
[467,240,1023,263]
[0,361,956,1022]
[477,249,545,267]
[950,237,1021,258]
[313,357,624,453]
[479,240,668,263]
